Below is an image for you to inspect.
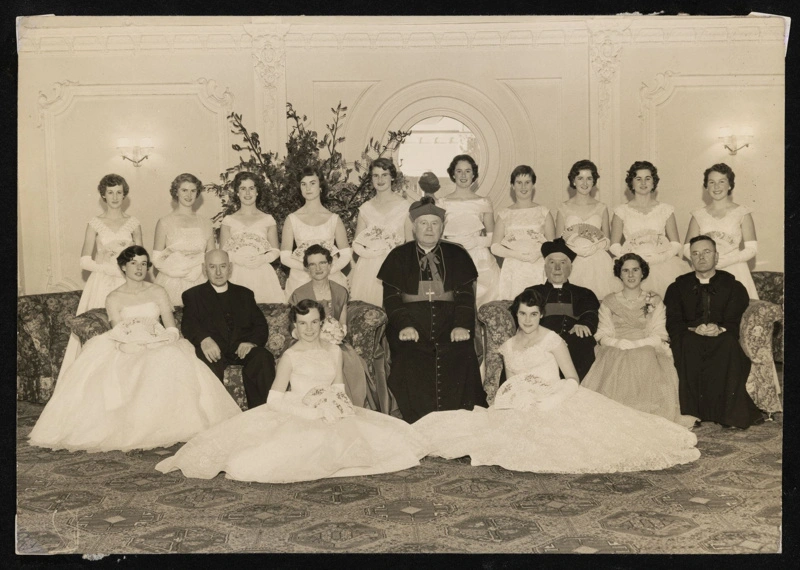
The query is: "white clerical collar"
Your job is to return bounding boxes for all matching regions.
[695,271,715,284]
[211,282,229,293]
[418,243,436,254]
[551,283,564,289]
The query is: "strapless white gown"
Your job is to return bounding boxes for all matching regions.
[154,227,209,306]
[156,343,428,483]
[413,330,700,473]
[29,302,241,453]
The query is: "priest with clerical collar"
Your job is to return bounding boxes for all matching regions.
[521,237,600,381]
[377,196,487,423]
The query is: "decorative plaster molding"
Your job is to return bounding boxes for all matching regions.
[247,27,288,148]
[35,78,234,293]
[588,26,627,126]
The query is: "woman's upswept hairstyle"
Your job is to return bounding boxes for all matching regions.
[303,244,333,267]
[290,298,326,323]
[447,154,479,183]
[116,245,152,270]
[613,252,650,280]
[169,173,203,200]
[509,288,546,329]
[230,171,267,208]
[98,174,130,198]
[625,161,659,192]
[703,163,736,194]
[567,160,600,189]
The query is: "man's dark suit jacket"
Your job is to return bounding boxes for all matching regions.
[181,281,269,354]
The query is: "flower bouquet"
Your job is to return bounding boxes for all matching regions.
[493,373,578,411]
[562,223,610,257]
[301,384,355,420]
[501,228,546,255]
[320,316,347,345]
[107,318,176,352]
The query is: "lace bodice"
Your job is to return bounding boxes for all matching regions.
[165,227,208,254]
[497,205,550,237]
[691,205,750,256]
[439,197,492,237]
[559,202,605,230]
[89,216,140,264]
[614,202,674,240]
[498,331,564,380]
[289,213,339,251]
[222,214,276,254]
[285,343,341,398]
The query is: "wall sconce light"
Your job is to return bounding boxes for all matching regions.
[717,127,753,156]
[116,138,154,167]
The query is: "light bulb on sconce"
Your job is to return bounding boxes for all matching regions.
[717,126,753,156]
[116,138,155,167]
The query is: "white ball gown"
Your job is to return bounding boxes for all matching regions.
[221,215,284,304]
[349,199,410,307]
[29,301,241,453]
[58,216,141,381]
[613,202,691,298]
[439,196,500,307]
[154,226,209,306]
[413,330,700,473]
[283,213,349,300]
[558,202,622,300]
[495,205,549,300]
[689,205,759,299]
[155,342,428,483]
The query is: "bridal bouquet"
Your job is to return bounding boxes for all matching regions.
[107,318,176,350]
[501,229,546,255]
[354,226,403,251]
[622,230,671,261]
[493,373,578,411]
[320,316,347,345]
[301,384,355,420]
[562,223,610,257]
[292,239,337,262]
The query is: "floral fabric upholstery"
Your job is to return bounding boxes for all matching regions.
[752,271,784,363]
[17,291,81,404]
[19,292,386,412]
[477,300,517,405]
[740,300,783,413]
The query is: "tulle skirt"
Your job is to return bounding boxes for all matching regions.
[229,263,285,304]
[722,261,759,300]
[569,251,623,301]
[155,271,206,307]
[640,256,692,298]
[498,258,546,301]
[467,246,501,307]
[349,255,385,307]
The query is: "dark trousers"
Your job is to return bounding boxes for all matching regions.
[196,345,276,409]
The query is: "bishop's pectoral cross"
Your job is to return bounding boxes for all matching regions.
[425,288,436,302]
[419,279,441,303]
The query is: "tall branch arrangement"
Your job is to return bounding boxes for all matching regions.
[205,102,411,243]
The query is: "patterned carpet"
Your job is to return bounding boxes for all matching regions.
[16,400,782,555]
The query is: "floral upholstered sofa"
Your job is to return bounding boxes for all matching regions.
[17,294,388,411]
[477,271,784,414]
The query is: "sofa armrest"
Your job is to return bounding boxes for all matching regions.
[345,300,387,361]
[66,308,112,344]
[477,300,517,405]
[740,299,783,414]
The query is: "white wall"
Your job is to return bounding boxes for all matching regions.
[18,15,786,295]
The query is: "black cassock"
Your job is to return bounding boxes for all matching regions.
[664,270,761,428]
[377,241,487,424]
[523,281,599,381]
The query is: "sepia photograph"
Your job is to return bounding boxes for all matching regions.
[15,9,786,558]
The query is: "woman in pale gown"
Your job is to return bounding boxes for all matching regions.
[349,158,412,307]
[683,163,759,299]
[155,300,428,483]
[438,154,500,308]
[58,174,143,382]
[280,167,352,300]
[30,246,241,453]
[413,288,700,473]
[491,165,555,300]
[555,160,621,301]
[582,254,696,428]
[153,173,216,306]
[610,161,690,298]
[220,171,284,303]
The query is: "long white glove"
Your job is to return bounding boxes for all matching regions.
[683,242,692,261]
[266,390,323,420]
[717,241,758,268]
[609,243,624,258]
[263,248,280,264]
[229,248,267,269]
[330,247,353,274]
[279,250,307,271]
[352,241,388,260]
[627,336,664,349]
[151,249,167,266]
[80,255,122,277]
[165,326,180,343]
[668,241,682,258]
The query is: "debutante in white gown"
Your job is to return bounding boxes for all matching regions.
[439,196,500,307]
[283,213,349,300]
[495,205,549,300]
[154,227,208,306]
[29,302,241,453]
[58,216,141,381]
[689,205,759,299]
[558,202,622,301]
[614,202,691,298]
[349,199,409,307]
[413,330,700,473]
[155,342,428,483]
[221,215,284,304]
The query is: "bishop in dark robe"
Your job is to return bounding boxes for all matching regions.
[665,235,761,429]
[377,196,487,423]
[522,238,599,381]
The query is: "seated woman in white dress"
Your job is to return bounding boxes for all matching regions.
[29,246,241,453]
[581,254,696,428]
[438,154,500,308]
[153,173,216,306]
[349,158,413,307]
[412,288,700,473]
[155,300,428,483]
[220,171,284,303]
[610,161,690,298]
[491,165,555,300]
[683,163,759,299]
[555,160,621,301]
[280,167,352,300]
